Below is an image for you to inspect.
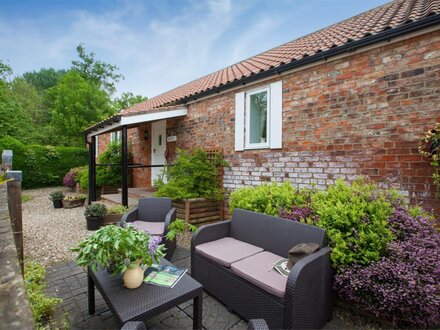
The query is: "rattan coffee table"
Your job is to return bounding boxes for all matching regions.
[88,259,203,329]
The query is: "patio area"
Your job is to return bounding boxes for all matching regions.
[45,246,360,330]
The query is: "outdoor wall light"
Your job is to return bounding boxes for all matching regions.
[143,130,149,141]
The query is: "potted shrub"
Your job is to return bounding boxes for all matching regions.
[48,191,64,209]
[62,194,86,208]
[103,205,130,226]
[84,203,107,230]
[154,148,228,225]
[71,224,165,289]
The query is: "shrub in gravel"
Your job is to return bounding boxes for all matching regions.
[334,206,440,328]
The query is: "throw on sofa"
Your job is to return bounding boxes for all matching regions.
[191,209,333,329]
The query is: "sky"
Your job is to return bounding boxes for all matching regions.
[0,0,390,99]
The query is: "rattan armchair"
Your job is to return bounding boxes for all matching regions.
[120,197,176,260]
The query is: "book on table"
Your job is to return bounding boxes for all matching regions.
[144,264,187,288]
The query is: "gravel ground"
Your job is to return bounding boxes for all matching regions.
[22,187,192,265]
[22,187,89,266]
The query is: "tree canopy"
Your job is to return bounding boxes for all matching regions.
[0,44,147,147]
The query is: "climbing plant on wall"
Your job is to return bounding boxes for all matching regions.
[419,123,440,196]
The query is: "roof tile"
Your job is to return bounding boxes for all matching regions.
[121,0,440,115]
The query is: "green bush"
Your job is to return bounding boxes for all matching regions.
[78,166,89,190]
[24,260,62,328]
[311,179,396,268]
[229,181,310,216]
[154,148,227,200]
[96,141,130,187]
[0,136,88,189]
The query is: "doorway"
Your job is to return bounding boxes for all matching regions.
[151,120,167,184]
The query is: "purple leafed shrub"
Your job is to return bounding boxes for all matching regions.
[335,206,440,328]
[63,171,76,188]
[279,205,319,223]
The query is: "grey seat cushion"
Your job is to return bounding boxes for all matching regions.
[231,251,287,298]
[195,237,264,267]
[133,221,165,236]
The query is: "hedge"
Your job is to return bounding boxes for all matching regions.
[0,136,88,189]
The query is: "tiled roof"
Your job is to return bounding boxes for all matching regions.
[122,0,440,115]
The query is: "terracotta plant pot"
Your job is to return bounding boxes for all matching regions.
[86,216,102,231]
[53,200,63,209]
[123,262,144,289]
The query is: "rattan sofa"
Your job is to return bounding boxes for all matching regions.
[191,209,333,329]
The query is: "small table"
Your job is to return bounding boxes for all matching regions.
[88,259,203,329]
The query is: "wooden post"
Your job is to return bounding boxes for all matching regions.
[6,173,23,275]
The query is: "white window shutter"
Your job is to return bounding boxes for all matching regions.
[270,81,283,149]
[235,92,245,151]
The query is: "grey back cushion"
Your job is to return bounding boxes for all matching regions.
[137,198,173,222]
[230,209,326,257]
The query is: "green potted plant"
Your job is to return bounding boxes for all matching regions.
[71,225,165,289]
[62,194,86,208]
[103,205,130,226]
[84,203,107,230]
[49,191,64,209]
[154,148,228,226]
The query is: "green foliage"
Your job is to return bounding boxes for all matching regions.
[154,148,228,201]
[48,191,64,202]
[21,194,33,202]
[165,219,197,241]
[311,179,395,268]
[78,166,89,190]
[71,224,165,275]
[46,70,114,146]
[22,67,67,92]
[0,136,88,189]
[72,44,123,95]
[84,203,107,218]
[107,205,130,215]
[419,123,440,196]
[96,142,129,186]
[112,92,147,112]
[229,182,310,216]
[24,260,62,328]
[0,76,36,144]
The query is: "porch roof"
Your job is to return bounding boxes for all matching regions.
[84,105,187,137]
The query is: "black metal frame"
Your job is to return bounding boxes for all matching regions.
[87,126,167,207]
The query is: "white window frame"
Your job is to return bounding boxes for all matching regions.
[110,131,121,143]
[245,87,270,150]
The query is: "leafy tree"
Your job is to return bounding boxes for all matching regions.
[0,63,35,143]
[0,61,12,81]
[46,71,114,146]
[112,92,147,112]
[72,44,123,95]
[22,68,67,92]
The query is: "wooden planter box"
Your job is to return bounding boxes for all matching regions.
[102,214,123,226]
[62,198,86,209]
[173,199,223,226]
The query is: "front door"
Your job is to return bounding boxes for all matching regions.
[151,120,167,184]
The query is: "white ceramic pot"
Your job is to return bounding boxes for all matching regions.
[123,262,144,289]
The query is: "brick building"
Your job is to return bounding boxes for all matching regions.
[86,0,440,212]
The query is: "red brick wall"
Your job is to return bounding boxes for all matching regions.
[171,30,440,213]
